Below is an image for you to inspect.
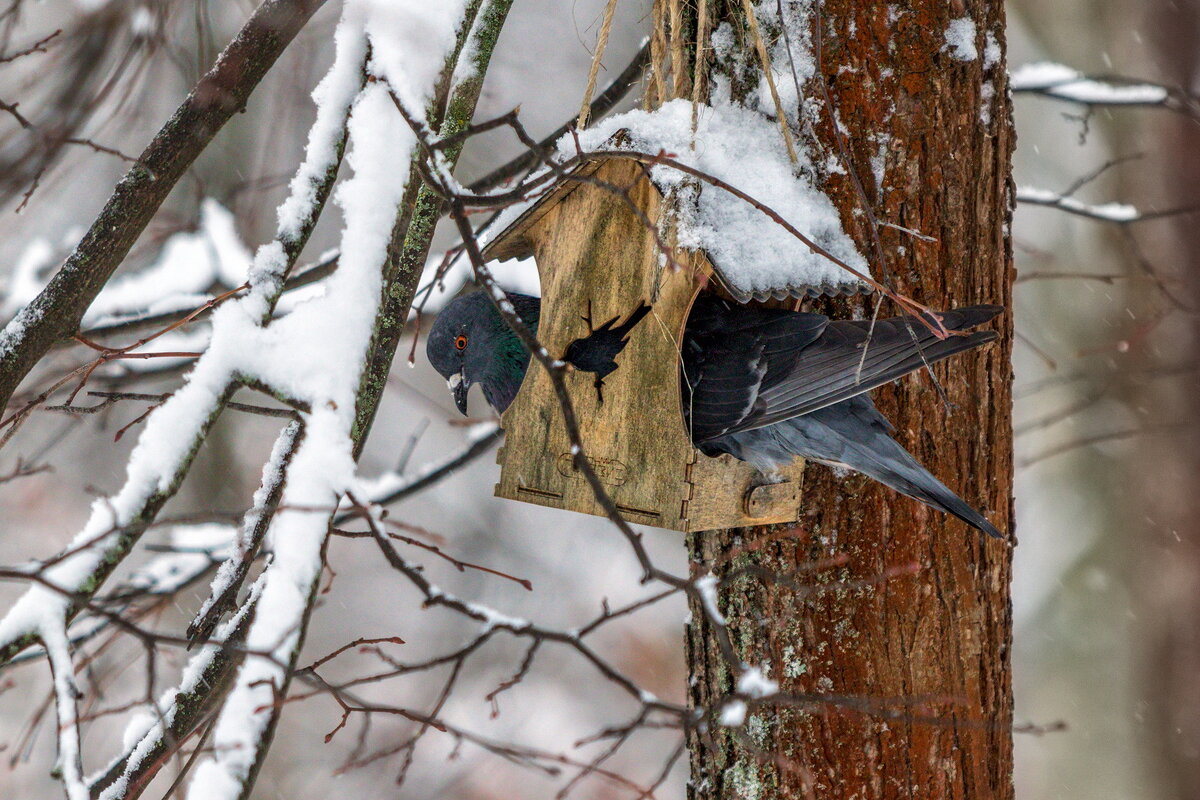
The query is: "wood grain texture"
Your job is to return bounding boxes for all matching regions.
[684,1,1015,798]
[492,158,804,532]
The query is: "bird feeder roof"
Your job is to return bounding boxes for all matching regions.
[479,100,874,302]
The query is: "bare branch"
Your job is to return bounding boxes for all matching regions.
[0,28,60,63]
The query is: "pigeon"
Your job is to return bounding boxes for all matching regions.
[426,289,1004,538]
[425,290,541,415]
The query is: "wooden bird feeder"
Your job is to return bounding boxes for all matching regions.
[481,156,856,532]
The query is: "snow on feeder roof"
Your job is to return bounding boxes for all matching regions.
[481,99,872,302]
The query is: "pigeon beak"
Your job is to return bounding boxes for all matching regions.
[448,372,470,416]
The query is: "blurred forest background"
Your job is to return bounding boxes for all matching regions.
[0,0,1197,798]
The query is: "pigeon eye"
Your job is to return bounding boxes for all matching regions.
[454,335,468,351]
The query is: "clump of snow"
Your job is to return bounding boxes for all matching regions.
[719,699,748,727]
[1010,62,1169,105]
[129,6,155,37]
[573,99,871,299]
[737,666,779,698]
[694,573,726,626]
[714,3,814,126]
[944,17,978,62]
[982,32,1001,70]
[360,0,464,125]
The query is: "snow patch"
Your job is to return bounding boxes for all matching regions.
[737,666,779,698]
[719,699,747,727]
[695,574,726,626]
[982,32,1001,70]
[944,17,978,62]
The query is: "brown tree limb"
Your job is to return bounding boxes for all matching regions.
[0,0,328,417]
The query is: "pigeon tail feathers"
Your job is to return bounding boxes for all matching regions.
[757,397,1004,538]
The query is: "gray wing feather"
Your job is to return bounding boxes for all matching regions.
[731,306,1002,434]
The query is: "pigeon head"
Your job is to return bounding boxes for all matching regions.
[426,289,539,415]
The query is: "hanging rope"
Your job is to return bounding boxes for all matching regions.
[691,0,711,134]
[668,0,687,98]
[738,0,799,164]
[577,0,620,128]
[645,0,669,109]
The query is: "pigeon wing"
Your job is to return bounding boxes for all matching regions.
[727,305,1003,434]
[683,297,829,441]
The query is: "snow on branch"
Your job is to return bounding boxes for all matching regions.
[0,0,330,416]
[0,27,364,675]
[1011,62,1197,115]
[44,610,87,800]
[2,201,252,332]
[344,421,502,514]
[90,571,268,800]
[1016,185,1141,222]
[1016,185,1199,224]
[182,2,479,796]
[0,17,367,800]
[188,422,301,644]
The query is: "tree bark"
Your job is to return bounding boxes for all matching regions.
[684,2,1015,798]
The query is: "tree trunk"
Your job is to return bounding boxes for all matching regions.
[682,2,1015,798]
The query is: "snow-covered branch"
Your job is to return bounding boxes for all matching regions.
[0,0,330,416]
[1011,61,1198,116]
[1016,185,1141,222]
[1017,185,1199,224]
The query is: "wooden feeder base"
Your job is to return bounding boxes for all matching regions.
[494,442,804,533]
